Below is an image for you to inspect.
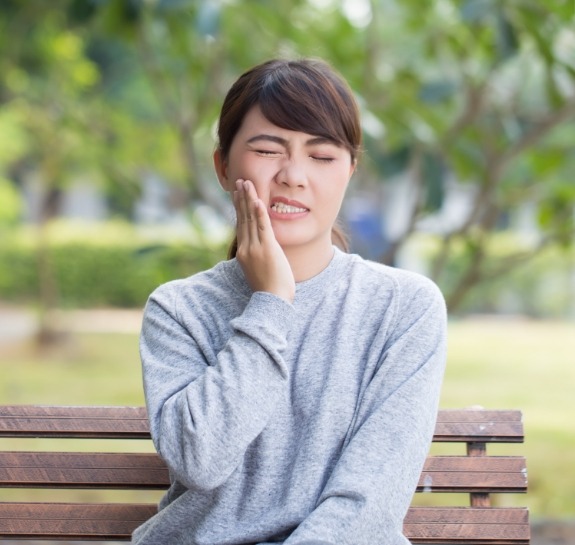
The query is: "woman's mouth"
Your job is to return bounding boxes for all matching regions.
[270,202,308,214]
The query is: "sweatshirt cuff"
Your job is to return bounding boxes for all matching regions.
[243,291,296,333]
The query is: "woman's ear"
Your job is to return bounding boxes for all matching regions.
[213,149,230,191]
[348,158,357,179]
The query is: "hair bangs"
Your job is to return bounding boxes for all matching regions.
[217,58,361,162]
[257,64,353,155]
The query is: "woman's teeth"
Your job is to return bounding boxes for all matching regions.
[271,203,307,214]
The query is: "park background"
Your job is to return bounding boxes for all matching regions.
[0,0,574,542]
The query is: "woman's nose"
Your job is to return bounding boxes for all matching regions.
[276,159,308,188]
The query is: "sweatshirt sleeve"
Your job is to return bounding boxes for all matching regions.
[139,282,296,491]
[284,276,447,545]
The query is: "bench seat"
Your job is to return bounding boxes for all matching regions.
[0,406,530,544]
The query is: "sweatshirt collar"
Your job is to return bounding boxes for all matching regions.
[222,246,349,303]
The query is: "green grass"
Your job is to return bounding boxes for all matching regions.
[0,318,573,517]
[440,318,575,518]
[1,333,145,406]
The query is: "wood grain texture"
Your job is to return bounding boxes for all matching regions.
[0,406,524,442]
[0,405,530,543]
[0,406,149,439]
[434,412,524,443]
[0,453,527,493]
[0,452,169,488]
[405,507,530,543]
[0,504,529,543]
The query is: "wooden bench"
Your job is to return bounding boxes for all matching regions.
[0,405,530,543]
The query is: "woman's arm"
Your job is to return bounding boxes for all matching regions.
[141,179,297,493]
[284,278,447,545]
[140,285,295,491]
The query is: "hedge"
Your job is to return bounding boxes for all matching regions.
[3,223,574,316]
[0,225,228,308]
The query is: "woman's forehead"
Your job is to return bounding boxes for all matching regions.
[238,106,339,145]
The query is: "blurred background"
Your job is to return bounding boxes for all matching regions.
[0,0,574,541]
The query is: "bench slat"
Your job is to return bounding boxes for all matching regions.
[0,406,149,439]
[0,501,152,541]
[406,507,529,544]
[433,423,524,443]
[0,406,524,442]
[436,410,523,423]
[0,452,527,493]
[418,456,527,493]
[434,410,524,443]
[0,503,529,544]
[0,452,169,489]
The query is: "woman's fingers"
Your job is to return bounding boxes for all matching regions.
[243,180,273,244]
[233,179,248,243]
[234,179,264,247]
[253,196,273,244]
[232,179,295,303]
[242,181,261,242]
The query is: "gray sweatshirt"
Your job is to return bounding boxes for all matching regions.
[133,248,447,545]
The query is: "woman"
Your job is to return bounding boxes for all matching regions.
[134,58,447,545]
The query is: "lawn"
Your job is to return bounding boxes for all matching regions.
[442,317,575,519]
[0,316,573,518]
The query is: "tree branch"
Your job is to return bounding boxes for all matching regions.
[497,98,575,170]
[442,80,489,147]
[379,146,426,264]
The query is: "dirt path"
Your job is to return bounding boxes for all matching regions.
[0,305,143,343]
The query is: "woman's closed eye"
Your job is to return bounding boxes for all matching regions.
[308,142,340,163]
[253,147,336,163]
[311,155,335,163]
[255,149,282,157]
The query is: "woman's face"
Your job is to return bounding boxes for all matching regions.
[214,105,355,253]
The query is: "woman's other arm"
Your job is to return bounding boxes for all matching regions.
[284,276,447,545]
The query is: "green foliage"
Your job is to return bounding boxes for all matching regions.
[0,106,29,168]
[413,232,575,318]
[1,0,574,311]
[0,224,227,308]
[0,177,22,226]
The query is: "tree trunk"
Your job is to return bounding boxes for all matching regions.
[34,185,64,348]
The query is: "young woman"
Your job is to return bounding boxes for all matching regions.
[134,58,447,545]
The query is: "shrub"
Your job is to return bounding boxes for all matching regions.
[0,222,228,308]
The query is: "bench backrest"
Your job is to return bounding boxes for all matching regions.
[0,406,529,543]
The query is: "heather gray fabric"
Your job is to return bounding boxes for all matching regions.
[133,248,447,545]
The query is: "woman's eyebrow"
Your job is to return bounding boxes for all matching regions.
[305,136,339,147]
[246,134,287,146]
[246,134,339,148]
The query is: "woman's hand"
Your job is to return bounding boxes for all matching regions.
[233,179,295,304]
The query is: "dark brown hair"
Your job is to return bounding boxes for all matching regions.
[216,58,362,258]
